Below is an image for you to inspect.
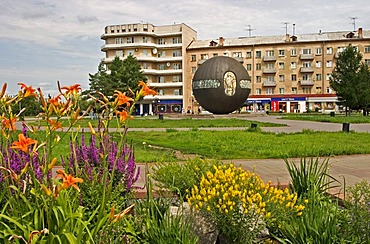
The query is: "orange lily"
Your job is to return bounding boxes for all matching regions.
[2,117,17,130]
[18,83,37,98]
[114,90,134,107]
[116,110,131,123]
[61,84,81,96]
[10,134,37,153]
[48,94,62,106]
[47,119,62,131]
[138,81,157,96]
[56,169,83,192]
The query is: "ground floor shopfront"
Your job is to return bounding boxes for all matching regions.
[246,94,338,113]
[135,99,183,115]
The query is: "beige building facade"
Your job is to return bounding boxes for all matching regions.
[101,23,196,115]
[101,23,370,114]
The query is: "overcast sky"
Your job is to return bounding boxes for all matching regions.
[0,0,369,95]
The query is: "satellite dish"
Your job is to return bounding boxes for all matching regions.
[152,48,157,54]
[166,62,171,67]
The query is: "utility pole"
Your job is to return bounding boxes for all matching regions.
[349,17,357,31]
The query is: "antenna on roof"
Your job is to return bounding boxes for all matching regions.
[282,22,289,35]
[349,17,358,31]
[245,25,254,37]
[292,23,296,36]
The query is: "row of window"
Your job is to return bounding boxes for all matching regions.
[114,37,181,45]
[191,46,370,61]
[244,60,333,70]
[157,76,182,83]
[156,89,182,96]
[254,73,331,82]
[115,49,182,58]
[255,87,333,95]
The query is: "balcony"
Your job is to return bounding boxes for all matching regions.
[233,57,244,63]
[262,81,277,87]
[142,69,182,75]
[262,68,276,74]
[300,67,314,73]
[299,54,314,60]
[263,56,277,62]
[148,82,183,88]
[299,80,314,86]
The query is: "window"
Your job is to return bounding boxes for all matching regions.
[191,55,196,62]
[143,50,148,56]
[233,52,242,58]
[172,37,181,44]
[327,47,333,54]
[115,38,122,44]
[158,64,165,70]
[133,24,137,31]
[316,48,322,55]
[143,37,148,43]
[158,77,165,83]
[246,51,252,58]
[291,62,297,69]
[266,88,274,95]
[256,76,261,83]
[279,75,285,82]
[191,67,196,74]
[326,87,333,93]
[326,73,332,80]
[115,50,123,57]
[291,49,297,56]
[279,50,285,56]
[213,53,218,57]
[266,63,274,69]
[292,87,297,94]
[256,63,261,70]
[278,62,284,70]
[316,87,322,93]
[126,49,134,56]
[255,88,261,95]
[223,52,230,57]
[173,76,181,82]
[302,74,312,81]
[174,89,180,95]
[266,76,275,82]
[365,46,370,53]
[158,38,165,45]
[302,48,311,54]
[266,50,274,57]
[142,63,148,69]
[158,89,164,95]
[256,51,262,58]
[365,59,370,66]
[326,60,333,68]
[279,88,285,94]
[316,61,321,68]
[316,74,322,81]
[158,51,166,57]
[303,87,311,94]
[201,54,209,60]
[173,50,181,57]
[291,74,297,81]
[246,64,252,71]
[303,61,311,68]
[173,63,181,70]
[127,37,134,43]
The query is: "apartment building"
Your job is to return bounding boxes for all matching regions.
[186,28,370,113]
[101,23,370,114]
[101,23,196,115]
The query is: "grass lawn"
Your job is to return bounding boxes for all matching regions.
[281,113,370,123]
[28,116,286,128]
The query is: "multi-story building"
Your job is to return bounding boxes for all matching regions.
[186,28,370,113]
[101,23,370,114]
[101,23,196,115]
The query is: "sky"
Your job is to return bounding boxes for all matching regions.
[0,0,369,95]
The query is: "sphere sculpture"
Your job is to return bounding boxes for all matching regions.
[192,56,251,114]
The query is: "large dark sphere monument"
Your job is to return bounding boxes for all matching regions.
[192,56,251,114]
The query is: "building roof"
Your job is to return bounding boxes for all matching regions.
[188,29,370,49]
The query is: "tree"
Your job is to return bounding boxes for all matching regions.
[330,45,370,115]
[85,55,147,99]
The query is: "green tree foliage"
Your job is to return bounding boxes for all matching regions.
[330,45,370,115]
[85,55,146,99]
